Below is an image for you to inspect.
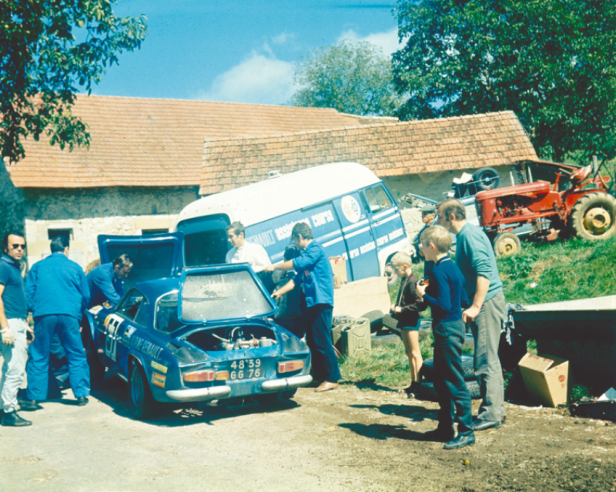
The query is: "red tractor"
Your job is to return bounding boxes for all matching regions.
[474,161,616,256]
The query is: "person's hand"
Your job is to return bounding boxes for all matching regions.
[26,324,34,335]
[1,327,15,346]
[415,282,426,299]
[263,265,276,273]
[103,301,112,309]
[271,290,282,300]
[462,306,480,323]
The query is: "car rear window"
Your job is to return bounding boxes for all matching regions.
[181,270,272,322]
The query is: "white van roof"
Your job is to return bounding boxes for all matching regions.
[176,162,381,228]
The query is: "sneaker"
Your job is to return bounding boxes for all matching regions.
[1,411,32,427]
[19,399,42,411]
[77,397,89,406]
[444,433,475,450]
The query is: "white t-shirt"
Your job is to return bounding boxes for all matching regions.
[225,242,271,273]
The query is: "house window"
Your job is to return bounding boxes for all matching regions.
[48,229,73,241]
[142,228,169,235]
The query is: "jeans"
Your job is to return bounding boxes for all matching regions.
[26,314,90,400]
[0,318,28,412]
[469,290,506,422]
[304,304,341,383]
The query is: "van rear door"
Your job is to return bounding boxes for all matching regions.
[362,184,406,262]
[331,192,380,280]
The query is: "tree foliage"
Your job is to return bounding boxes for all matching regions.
[290,40,402,117]
[1,0,147,162]
[393,0,616,162]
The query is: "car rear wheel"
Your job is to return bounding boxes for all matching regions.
[493,232,522,257]
[129,362,160,420]
[571,192,616,241]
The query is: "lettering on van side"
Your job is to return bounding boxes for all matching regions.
[248,230,276,248]
[275,219,310,241]
[360,241,376,254]
[376,235,389,247]
[388,228,404,241]
[350,248,359,259]
[311,210,335,228]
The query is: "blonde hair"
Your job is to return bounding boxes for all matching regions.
[420,225,452,253]
[390,252,412,268]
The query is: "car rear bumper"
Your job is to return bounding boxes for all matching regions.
[261,374,313,392]
[166,385,232,402]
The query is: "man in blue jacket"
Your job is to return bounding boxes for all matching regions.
[86,254,132,308]
[265,222,341,392]
[20,236,91,409]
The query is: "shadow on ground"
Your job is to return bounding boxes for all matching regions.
[90,374,300,427]
[339,422,426,441]
[350,403,437,422]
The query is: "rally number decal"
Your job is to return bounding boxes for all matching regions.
[104,314,123,362]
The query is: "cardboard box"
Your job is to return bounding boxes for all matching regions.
[329,256,347,288]
[518,353,569,407]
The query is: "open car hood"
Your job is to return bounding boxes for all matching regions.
[97,233,184,290]
[178,264,278,324]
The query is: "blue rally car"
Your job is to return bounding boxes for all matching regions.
[82,233,312,419]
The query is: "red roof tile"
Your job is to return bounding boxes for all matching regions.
[200,112,538,194]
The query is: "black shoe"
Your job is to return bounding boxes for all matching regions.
[473,419,501,431]
[421,428,455,442]
[444,433,475,450]
[1,411,32,427]
[19,399,42,411]
[77,396,89,406]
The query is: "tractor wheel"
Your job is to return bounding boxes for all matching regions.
[472,167,500,191]
[571,193,616,241]
[493,232,522,257]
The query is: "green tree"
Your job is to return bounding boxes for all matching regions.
[393,0,616,162]
[290,40,402,117]
[1,0,147,162]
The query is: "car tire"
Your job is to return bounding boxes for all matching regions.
[415,380,481,402]
[361,310,384,333]
[384,263,399,286]
[129,362,160,420]
[382,314,399,334]
[570,192,616,241]
[472,167,500,191]
[493,232,522,257]
[420,355,476,382]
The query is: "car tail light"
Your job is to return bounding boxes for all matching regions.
[184,370,214,382]
[215,371,229,381]
[278,361,304,373]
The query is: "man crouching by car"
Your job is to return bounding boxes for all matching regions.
[264,222,341,393]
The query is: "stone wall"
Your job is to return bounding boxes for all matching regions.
[0,160,26,237]
[23,186,199,268]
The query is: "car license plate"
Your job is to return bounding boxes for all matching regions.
[229,359,263,380]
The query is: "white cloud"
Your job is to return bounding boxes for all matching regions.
[197,51,297,105]
[272,32,294,45]
[337,27,402,57]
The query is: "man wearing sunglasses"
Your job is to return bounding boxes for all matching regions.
[0,232,32,427]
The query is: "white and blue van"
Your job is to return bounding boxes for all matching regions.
[174,162,409,282]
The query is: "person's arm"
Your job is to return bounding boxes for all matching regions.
[250,244,272,273]
[272,279,295,300]
[24,267,36,314]
[398,275,421,313]
[0,284,15,345]
[92,268,122,306]
[263,259,294,272]
[463,276,489,322]
[79,270,91,312]
[419,270,452,313]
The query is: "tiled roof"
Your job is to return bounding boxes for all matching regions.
[200,111,538,195]
[8,95,370,188]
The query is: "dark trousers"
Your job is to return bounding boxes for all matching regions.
[26,315,90,401]
[433,319,473,436]
[304,304,341,383]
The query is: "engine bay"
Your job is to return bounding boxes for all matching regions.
[183,325,278,352]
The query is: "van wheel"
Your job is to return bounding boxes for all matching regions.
[384,263,398,286]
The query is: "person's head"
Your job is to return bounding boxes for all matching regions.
[112,254,133,279]
[226,222,246,248]
[420,226,451,261]
[436,198,466,233]
[2,231,26,262]
[291,222,313,250]
[421,205,436,226]
[390,252,412,277]
[50,235,70,255]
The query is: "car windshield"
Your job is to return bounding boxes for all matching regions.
[181,270,273,322]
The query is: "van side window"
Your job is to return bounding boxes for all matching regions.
[374,185,393,210]
[364,189,381,213]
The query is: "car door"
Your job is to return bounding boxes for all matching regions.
[98,232,184,290]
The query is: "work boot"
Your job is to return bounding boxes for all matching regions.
[19,399,43,411]
[77,396,89,406]
[1,411,32,427]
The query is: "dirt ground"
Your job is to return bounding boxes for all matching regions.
[1,374,615,492]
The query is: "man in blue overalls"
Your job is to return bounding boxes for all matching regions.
[265,222,341,392]
[20,236,91,409]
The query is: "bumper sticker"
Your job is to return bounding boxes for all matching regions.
[151,372,166,388]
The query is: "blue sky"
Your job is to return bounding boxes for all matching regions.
[93,0,400,105]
